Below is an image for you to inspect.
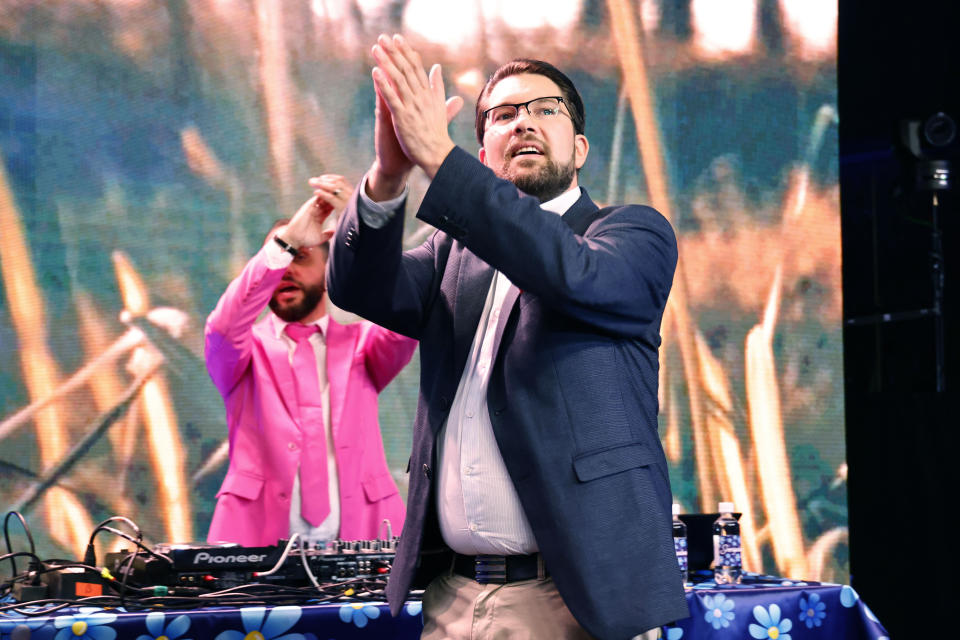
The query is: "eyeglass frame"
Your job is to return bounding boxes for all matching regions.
[479,96,572,138]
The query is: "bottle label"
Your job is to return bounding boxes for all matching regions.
[674,537,688,573]
[713,533,742,567]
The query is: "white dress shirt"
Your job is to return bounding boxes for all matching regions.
[264,240,341,544]
[359,179,582,555]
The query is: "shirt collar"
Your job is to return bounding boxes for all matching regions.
[539,185,582,216]
[271,313,329,340]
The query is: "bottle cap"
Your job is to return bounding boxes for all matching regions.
[672,503,680,516]
[718,501,735,513]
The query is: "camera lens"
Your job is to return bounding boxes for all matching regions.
[923,112,956,148]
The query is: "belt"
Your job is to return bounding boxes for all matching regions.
[452,553,547,584]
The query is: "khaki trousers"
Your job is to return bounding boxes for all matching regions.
[420,572,660,640]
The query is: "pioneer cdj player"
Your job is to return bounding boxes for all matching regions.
[104,537,398,591]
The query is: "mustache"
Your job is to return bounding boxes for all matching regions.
[506,136,548,157]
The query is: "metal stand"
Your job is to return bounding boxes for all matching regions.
[931,192,946,391]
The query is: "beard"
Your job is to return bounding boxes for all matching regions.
[498,150,577,202]
[269,281,325,322]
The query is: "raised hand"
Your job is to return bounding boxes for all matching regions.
[309,173,354,216]
[371,34,464,180]
[367,82,414,201]
[279,174,349,249]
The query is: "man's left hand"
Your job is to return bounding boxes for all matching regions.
[309,173,354,215]
[371,33,463,179]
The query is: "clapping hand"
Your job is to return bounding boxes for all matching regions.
[369,34,463,187]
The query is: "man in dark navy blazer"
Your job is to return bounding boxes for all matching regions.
[321,33,688,639]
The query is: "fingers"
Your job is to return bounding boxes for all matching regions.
[289,194,332,231]
[309,174,354,212]
[313,188,349,212]
[374,82,392,124]
[372,33,430,107]
[429,63,464,124]
[391,34,429,90]
[369,33,456,177]
[308,174,352,193]
[291,194,323,221]
[428,63,444,99]
[372,66,403,115]
[371,36,414,107]
[446,96,465,123]
[282,193,337,248]
[313,196,334,220]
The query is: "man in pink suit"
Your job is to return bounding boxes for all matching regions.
[205,176,416,546]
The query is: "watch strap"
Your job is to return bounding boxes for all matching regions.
[273,234,298,257]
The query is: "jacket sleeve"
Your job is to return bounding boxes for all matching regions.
[359,323,418,392]
[327,189,442,340]
[205,246,286,396]
[415,147,678,338]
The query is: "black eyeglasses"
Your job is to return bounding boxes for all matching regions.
[481,96,570,134]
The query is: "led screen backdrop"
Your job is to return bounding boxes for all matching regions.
[0,0,842,582]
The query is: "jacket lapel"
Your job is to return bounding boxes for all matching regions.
[452,246,494,376]
[492,189,599,348]
[492,278,521,355]
[257,316,299,420]
[560,188,601,234]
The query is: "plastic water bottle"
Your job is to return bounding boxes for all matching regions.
[672,503,688,584]
[712,501,742,584]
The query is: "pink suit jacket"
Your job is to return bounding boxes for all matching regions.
[205,245,416,546]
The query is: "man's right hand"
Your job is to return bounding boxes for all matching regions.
[365,34,464,201]
[367,85,413,202]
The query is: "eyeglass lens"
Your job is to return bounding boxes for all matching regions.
[486,97,563,126]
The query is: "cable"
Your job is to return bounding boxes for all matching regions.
[89,526,171,565]
[0,551,43,569]
[117,545,143,608]
[252,534,301,578]
[298,544,322,590]
[0,551,45,597]
[85,517,145,566]
[3,511,36,577]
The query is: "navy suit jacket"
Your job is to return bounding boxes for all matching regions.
[328,146,689,638]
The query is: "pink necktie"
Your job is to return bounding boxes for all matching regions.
[283,323,330,526]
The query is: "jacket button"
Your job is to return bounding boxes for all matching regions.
[422,464,432,480]
[288,442,298,450]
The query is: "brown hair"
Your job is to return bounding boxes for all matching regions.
[475,59,585,144]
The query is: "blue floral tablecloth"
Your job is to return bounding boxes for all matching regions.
[664,574,889,640]
[0,575,888,639]
[0,601,423,640]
